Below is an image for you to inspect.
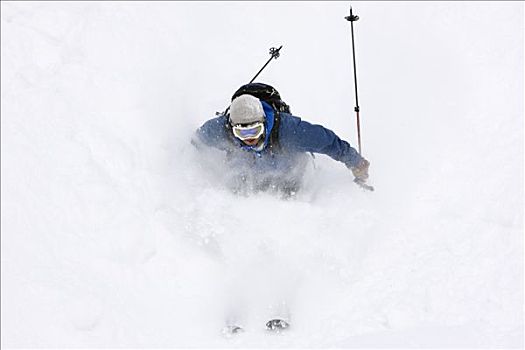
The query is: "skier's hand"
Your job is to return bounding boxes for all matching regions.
[350,158,370,182]
[351,158,374,191]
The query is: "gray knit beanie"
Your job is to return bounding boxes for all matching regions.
[229,94,265,125]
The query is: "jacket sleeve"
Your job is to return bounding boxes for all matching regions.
[193,115,231,151]
[280,115,363,168]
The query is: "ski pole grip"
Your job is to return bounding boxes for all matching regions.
[354,178,374,191]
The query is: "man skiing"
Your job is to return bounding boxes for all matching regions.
[194,83,371,197]
[194,83,372,334]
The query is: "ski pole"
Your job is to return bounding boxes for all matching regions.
[345,7,374,192]
[219,46,283,116]
[249,46,283,83]
[345,7,362,155]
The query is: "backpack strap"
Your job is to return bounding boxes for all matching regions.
[267,111,281,154]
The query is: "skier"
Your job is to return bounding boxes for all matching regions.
[194,83,371,197]
[194,83,372,334]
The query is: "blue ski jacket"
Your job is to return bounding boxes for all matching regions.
[195,101,363,174]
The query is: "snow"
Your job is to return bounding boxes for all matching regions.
[1,1,523,348]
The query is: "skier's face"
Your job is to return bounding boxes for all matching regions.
[242,137,261,146]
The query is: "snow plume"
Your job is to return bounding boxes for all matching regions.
[1,1,523,348]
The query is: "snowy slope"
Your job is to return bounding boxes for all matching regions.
[1,2,523,348]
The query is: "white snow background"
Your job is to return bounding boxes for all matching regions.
[1,1,523,348]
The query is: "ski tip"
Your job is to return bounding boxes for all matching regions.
[222,325,244,338]
[266,319,290,332]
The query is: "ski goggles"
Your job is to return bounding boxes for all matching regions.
[232,122,265,141]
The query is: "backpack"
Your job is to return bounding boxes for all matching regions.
[231,83,291,114]
[226,83,290,153]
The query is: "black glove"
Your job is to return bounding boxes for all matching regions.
[350,158,370,182]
